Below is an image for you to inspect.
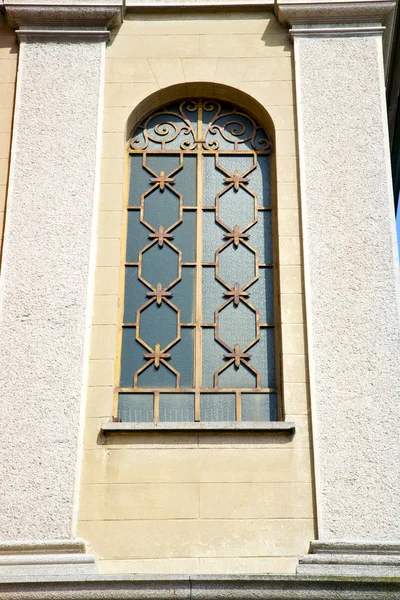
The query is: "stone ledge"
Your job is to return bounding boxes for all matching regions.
[0,541,97,577]
[275,0,396,26]
[16,28,110,42]
[0,574,399,599]
[101,421,296,433]
[297,541,400,576]
[125,0,272,6]
[4,1,124,31]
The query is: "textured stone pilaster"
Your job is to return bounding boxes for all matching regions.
[275,0,400,576]
[0,0,124,576]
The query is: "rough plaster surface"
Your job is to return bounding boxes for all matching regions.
[293,31,400,541]
[0,40,104,541]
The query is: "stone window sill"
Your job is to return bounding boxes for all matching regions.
[101,421,295,434]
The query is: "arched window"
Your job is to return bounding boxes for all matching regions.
[115,98,279,424]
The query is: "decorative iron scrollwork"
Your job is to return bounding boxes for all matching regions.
[131,99,273,152]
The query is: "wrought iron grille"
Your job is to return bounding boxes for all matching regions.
[115,99,279,423]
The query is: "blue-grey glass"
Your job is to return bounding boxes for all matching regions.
[120,330,142,388]
[168,327,194,387]
[140,243,179,288]
[218,242,256,288]
[124,266,150,323]
[242,393,278,421]
[202,267,225,323]
[202,328,226,388]
[247,267,274,324]
[138,361,177,388]
[203,154,234,206]
[126,212,152,263]
[218,361,257,389]
[129,155,149,206]
[200,394,235,421]
[118,393,153,422]
[159,394,194,422]
[203,155,222,205]
[217,301,257,349]
[218,186,255,232]
[202,211,225,262]
[247,212,272,263]
[218,155,255,177]
[138,301,178,349]
[145,154,180,176]
[249,328,276,388]
[172,211,196,262]
[143,186,180,231]
[171,267,195,323]
[175,154,197,205]
[248,155,270,207]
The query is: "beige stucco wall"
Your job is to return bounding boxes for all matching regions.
[78,10,315,575]
[0,16,17,267]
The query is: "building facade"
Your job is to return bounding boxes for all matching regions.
[0,0,399,597]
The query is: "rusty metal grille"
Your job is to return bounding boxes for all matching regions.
[115,99,279,423]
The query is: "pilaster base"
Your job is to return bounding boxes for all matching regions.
[297,541,400,576]
[0,541,97,578]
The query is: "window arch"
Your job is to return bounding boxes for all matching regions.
[115,98,280,423]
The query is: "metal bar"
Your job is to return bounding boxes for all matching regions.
[194,391,201,422]
[119,387,278,393]
[195,99,204,397]
[154,391,160,423]
[129,150,272,156]
[236,391,242,422]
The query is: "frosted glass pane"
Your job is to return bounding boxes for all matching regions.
[248,267,274,324]
[217,301,257,350]
[129,155,149,206]
[124,266,149,323]
[249,328,276,388]
[202,267,225,323]
[249,155,271,207]
[242,393,277,421]
[200,394,235,421]
[218,155,255,176]
[218,242,256,288]
[247,212,272,263]
[138,301,178,350]
[159,394,194,422]
[203,155,221,205]
[203,211,225,262]
[171,267,195,323]
[218,186,256,232]
[169,327,194,388]
[218,361,257,388]
[173,211,196,262]
[175,154,197,205]
[143,186,180,231]
[120,330,141,388]
[126,213,151,263]
[118,393,153,422]
[138,361,177,388]
[145,154,180,175]
[202,328,225,388]
[141,243,179,289]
